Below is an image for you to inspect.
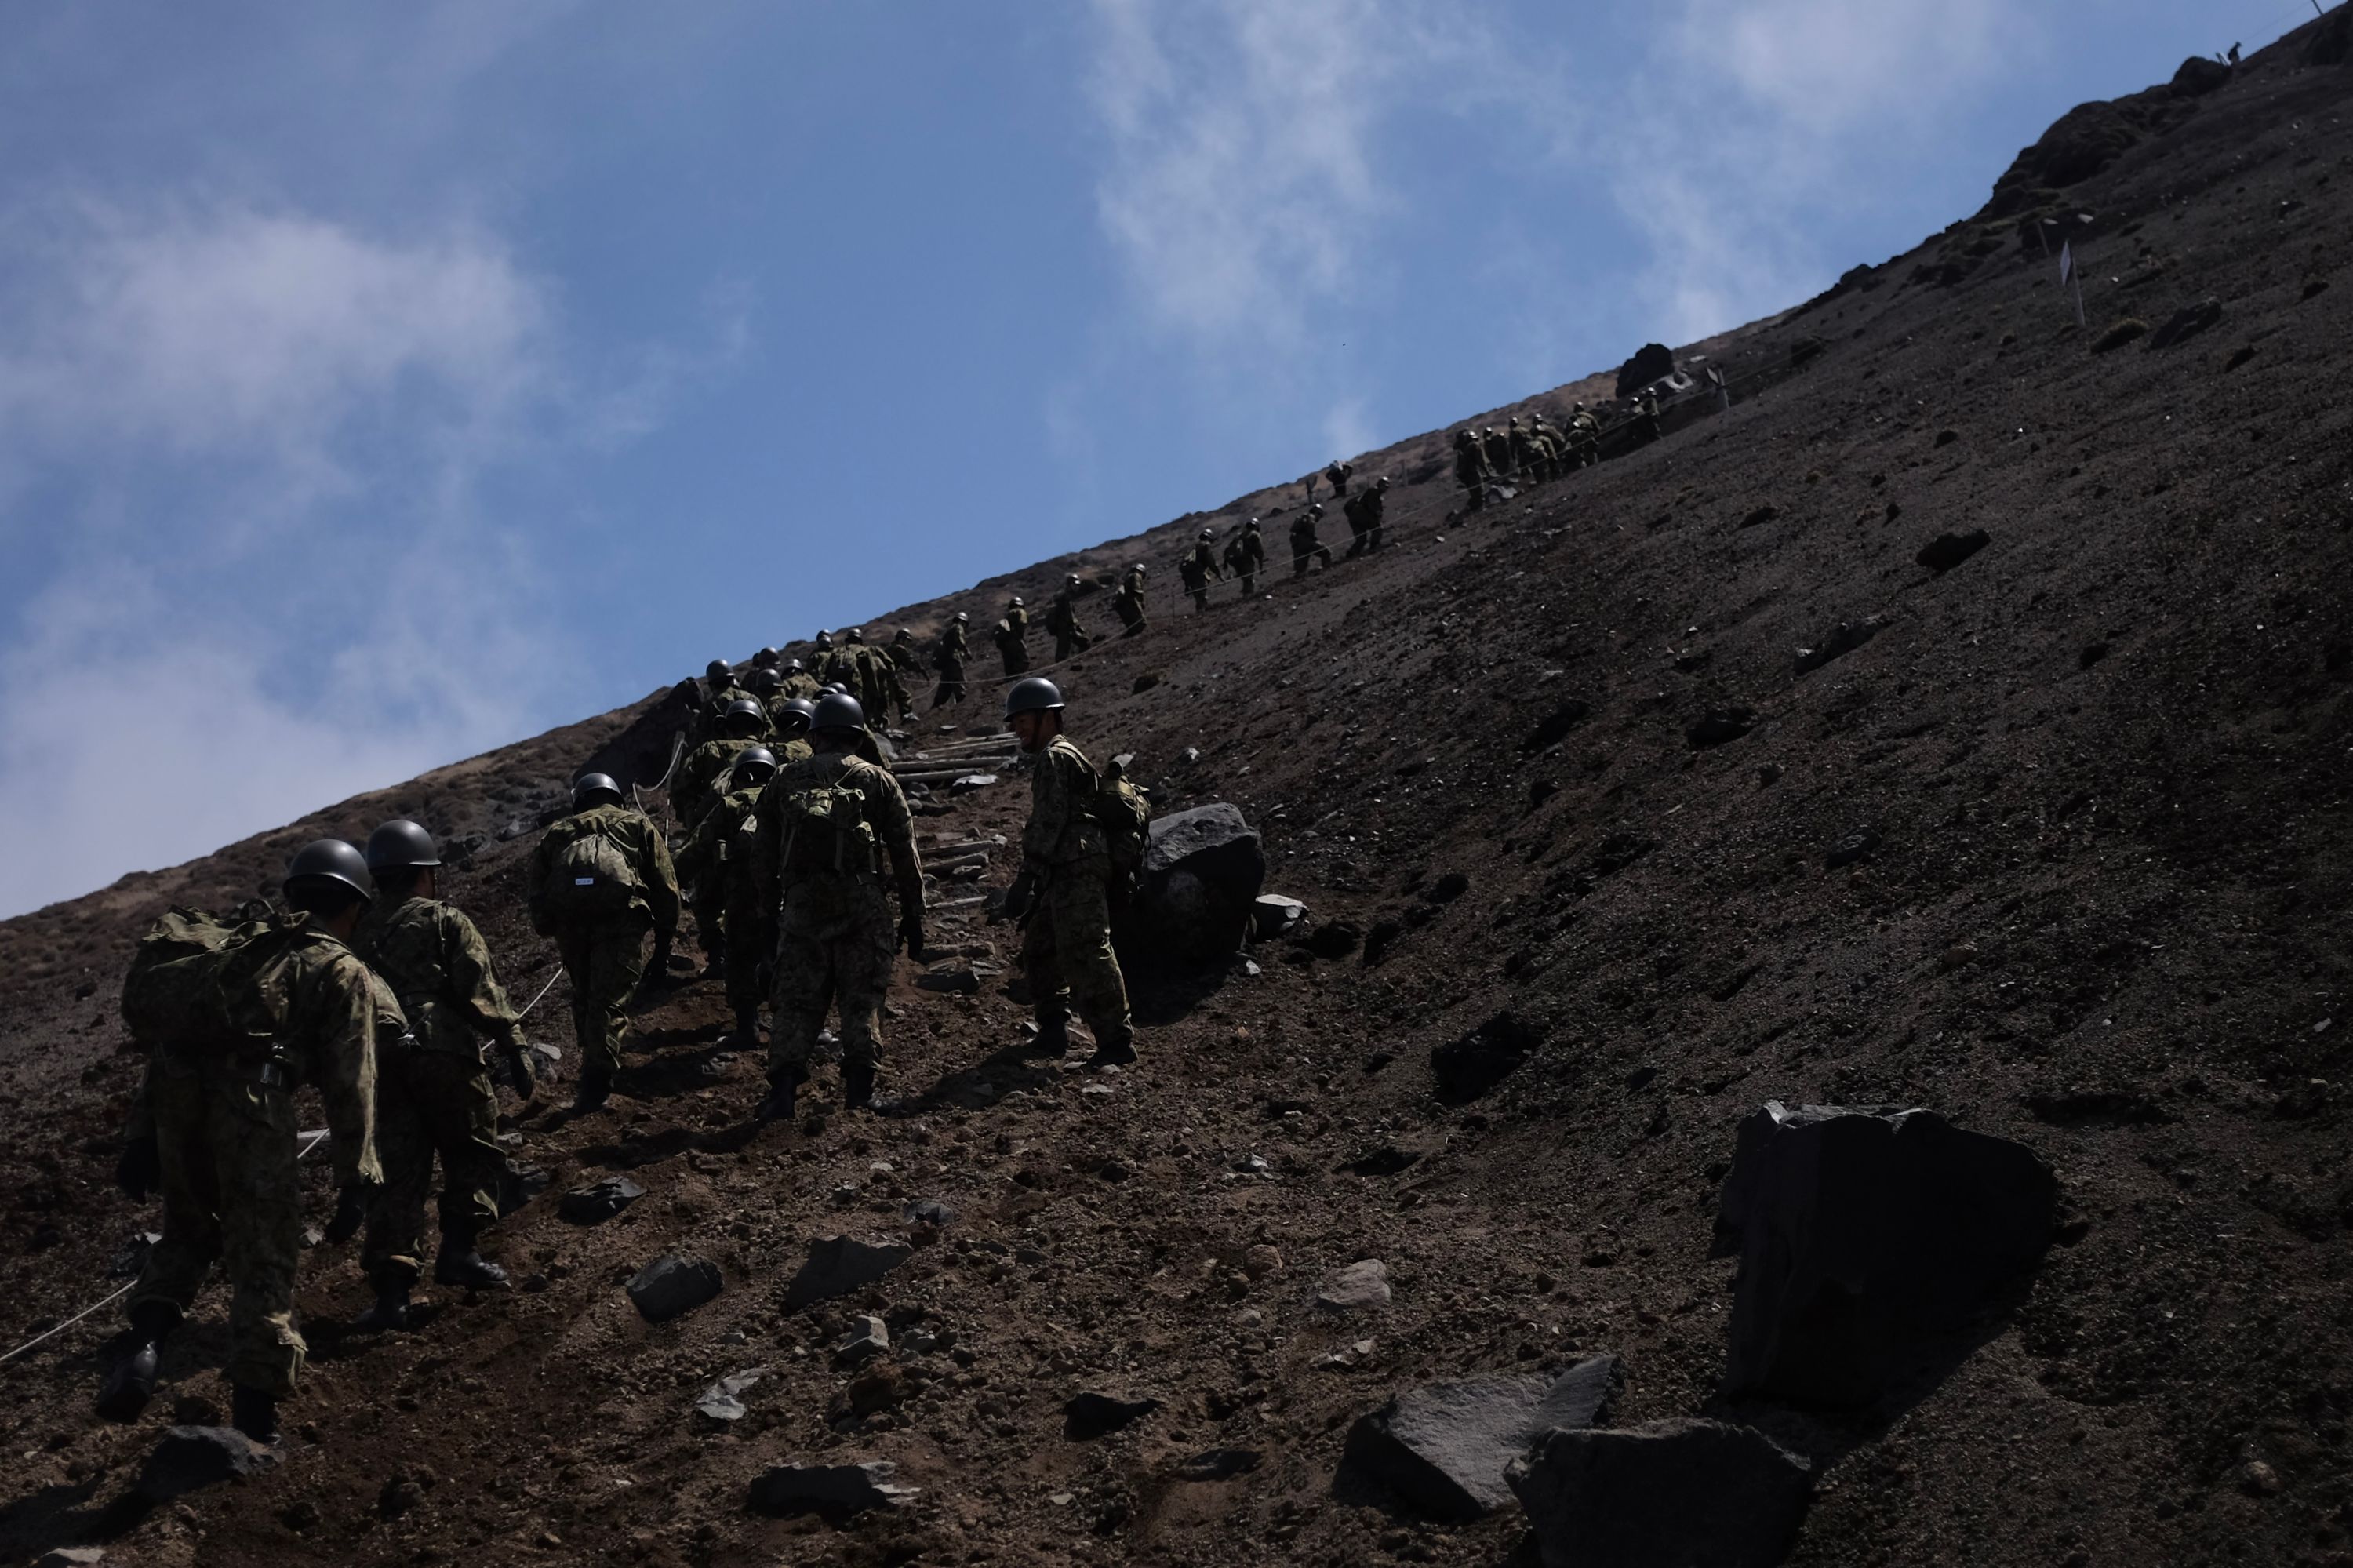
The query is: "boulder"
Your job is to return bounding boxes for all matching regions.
[1507,1418,1813,1568]
[2169,56,2232,96]
[784,1235,913,1310]
[134,1425,281,1501]
[1431,1013,1540,1104]
[559,1176,643,1225]
[1064,1391,1162,1440]
[1915,529,1990,573]
[745,1461,919,1518]
[1313,1260,1393,1312]
[1614,342,1677,398]
[1119,803,1265,964]
[1710,1101,2058,1404]
[626,1255,722,1324]
[1342,1355,1621,1520]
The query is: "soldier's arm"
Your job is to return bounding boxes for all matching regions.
[638,817,682,936]
[297,951,387,1190]
[444,907,524,1047]
[1021,746,1076,870]
[868,768,925,915]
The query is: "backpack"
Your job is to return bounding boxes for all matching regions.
[774,768,881,876]
[1085,755,1151,882]
[122,907,313,1054]
[541,817,643,923]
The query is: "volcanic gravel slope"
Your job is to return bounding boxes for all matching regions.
[5,26,2353,1568]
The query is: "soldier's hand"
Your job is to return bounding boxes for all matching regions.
[115,1133,162,1201]
[324,1184,371,1244]
[898,912,926,962]
[496,1040,538,1097]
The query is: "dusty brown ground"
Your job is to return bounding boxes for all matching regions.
[3,24,2352,1568]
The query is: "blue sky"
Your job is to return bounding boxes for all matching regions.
[0,0,2313,916]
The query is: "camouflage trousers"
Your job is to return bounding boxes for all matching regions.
[689,886,726,962]
[723,897,776,1020]
[362,1046,502,1291]
[129,1062,310,1396]
[769,880,898,1077]
[555,918,650,1079]
[1053,629,1090,661]
[1022,868,1132,1042]
[1291,541,1333,577]
[930,661,966,708]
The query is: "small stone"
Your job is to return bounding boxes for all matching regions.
[904,1197,957,1228]
[696,1368,769,1421]
[1176,1448,1261,1481]
[1314,1260,1392,1313]
[835,1315,890,1367]
[949,773,998,793]
[2242,1460,2282,1496]
[1915,529,1991,573]
[559,1176,644,1225]
[36,1548,109,1568]
[1243,1244,1284,1279]
[1251,894,1308,940]
[1315,1338,1377,1370]
[625,1255,722,1323]
[746,1461,919,1518]
[1825,831,1879,869]
[1065,1391,1162,1440]
[784,1235,914,1310]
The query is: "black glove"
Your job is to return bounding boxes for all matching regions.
[1000,871,1035,923]
[898,911,926,962]
[495,1039,537,1097]
[324,1184,371,1244]
[116,1133,161,1201]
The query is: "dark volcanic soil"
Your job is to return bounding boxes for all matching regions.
[5,25,2353,1568]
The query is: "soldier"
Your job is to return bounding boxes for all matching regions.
[1529,416,1562,482]
[1184,529,1224,612]
[1220,529,1254,595]
[1000,678,1135,1069]
[675,699,772,832]
[1005,595,1029,647]
[527,774,680,1113]
[688,659,753,751]
[1301,471,1318,505]
[1235,518,1267,593]
[1482,424,1514,481]
[932,613,971,708]
[1507,417,1539,482]
[1115,563,1148,637]
[1289,505,1333,577]
[810,629,846,687]
[1046,575,1092,661]
[776,657,824,702]
[1635,387,1663,444]
[1569,402,1599,469]
[678,746,782,1049]
[97,839,390,1443]
[685,703,811,980]
[1356,476,1391,553]
[1325,458,1354,498]
[1453,429,1491,510]
[843,628,914,727]
[887,628,922,677]
[350,821,523,1332]
[1341,491,1369,558]
[749,693,926,1116]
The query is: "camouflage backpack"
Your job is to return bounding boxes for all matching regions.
[1086,754,1151,882]
[121,907,318,1053]
[774,767,880,875]
[542,817,643,923]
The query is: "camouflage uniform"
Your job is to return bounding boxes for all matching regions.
[129,917,389,1398]
[353,896,518,1293]
[751,751,924,1081]
[675,733,765,831]
[1006,602,1029,646]
[1115,569,1148,635]
[851,644,912,724]
[1453,431,1492,510]
[1289,511,1333,577]
[680,780,776,1031]
[1185,540,1224,612]
[1236,525,1266,592]
[1481,426,1514,481]
[887,634,922,676]
[932,621,969,708]
[1324,460,1353,497]
[526,804,680,1082]
[689,677,755,751]
[1046,592,1091,662]
[1635,388,1663,444]
[993,620,1030,678]
[1020,737,1133,1051]
[1221,537,1255,595]
[776,668,824,702]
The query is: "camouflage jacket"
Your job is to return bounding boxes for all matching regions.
[355,895,522,1060]
[1188,542,1223,580]
[1118,569,1147,607]
[526,803,680,936]
[888,641,922,674]
[1006,606,1029,640]
[681,783,772,916]
[1238,529,1266,568]
[750,750,923,928]
[936,622,969,667]
[1046,595,1083,637]
[1023,736,1108,875]
[677,735,764,824]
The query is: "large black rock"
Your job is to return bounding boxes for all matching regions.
[1118,803,1265,965]
[1508,1418,1813,1568]
[1710,1102,2058,1404]
[626,1254,722,1323]
[783,1235,913,1310]
[1342,1356,1620,1520]
[1614,342,1677,398]
[135,1425,281,1501]
[746,1461,919,1517]
[559,1175,643,1224]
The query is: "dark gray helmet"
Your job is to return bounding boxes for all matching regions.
[822,682,849,696]
[1064,573,1081,588]
[846,627,865,643]
[1198,529,1213,541]
[815,629,834,646]
[893,628,912,642]
[751,667,784,692]
[733,746,779,784]
[953,612,969,623]
[753,647,780,668]
[364,819,441,871]
[1246,517,1261,530]
[1375,475,1391,489]
[1003,676,1065,719]
[811,692,867,733]
[1009,596,1024,609]
[775,697,816,736]
[784,657,806,673]
[572,773,624,809]
[724,698,767,730]
[285,839,374,904]
[705,658,731,681]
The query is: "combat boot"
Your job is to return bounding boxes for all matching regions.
[755,1066,803,1123]
[573,1067,613,1114]
[231,1384,279,1445]
[1085,1025,1138,1070]
[354,1284,412,1333]
[1022,1016,1071,1058]
[731,1006,762,1048]
[434,1241,511,1291]
[94,1300,179,1421]
[842,1060,877,1110]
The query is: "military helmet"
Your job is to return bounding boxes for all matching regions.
[822,682,849,696]
[285,839,374,905]
[1376,475,1391,489]
[572,773,625,809]
[784,657,806,674]
[705,658,731,681]
[1003,675,1065,720]
[753,647,780,668]
[1198,528,1213,541]
[1133,562,1148,573]
[954,611,969,623]
[1310,502,1325,516]
[1064,573,1082,588]
[364,819,441,871]
[1009,595,1024,609]
[774,697,816,736]
[847,627,867,643]
[751,667,784,692]
[810,692,867,733]
[732,746,779,785]
[724,698,767,729]
[893,628,912,642]
[1509,416,1522,426]
[815,629,834,646]
[1246,517,1261,530]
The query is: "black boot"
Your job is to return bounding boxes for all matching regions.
[94,1301,178,1421]
[842,1060,876,1110]
[573,1066,613,1114]
[434,1241,510,1291]
[755,1066,803,1123]
[231,1384,278,1445]
[732,1006,762,1048]
[1024,1016,1071,1058]
[354,1283,412,1333]
[1085,1025,1138,1069]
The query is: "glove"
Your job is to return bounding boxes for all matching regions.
[324,1184,371,1244]
[496,1039,538,1097]
[116,1133,161,1201]
[1000,871,1035,923]
[898,911,926,962]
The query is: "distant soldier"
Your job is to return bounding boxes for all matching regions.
[1529,417,1562,482]
[689,659,754,751]
[1635,387,1663,444]
[1290,504,1334,576]
[1115,563,1149,636]
[1453,429,1491,510]
[1508,417,1540,481]
[932,612,971,708]
[810,629,846,687]
[1324,459,1354,498]
[993,617,1029,678]
[1357,476,1391,553]
[1569,402,1600,469]
[678,746,782,1049]
[1301,471,1318,504]
[887,628,922,677]
[750,693,926,1115]
[350,820,524,1332]
[843,628,914,727]
[97,839,391,1443]
[1001,678,1136,1068]
[776,658,824,702]
[526,775,680,1113]
[1482,424,1515,481]
[1221,527,1257,595]
[1006,595,1029,646]
[1046,575,1093,660]
[1184,529,1224,611]
[684,704,809,980]
[675,699,772,832]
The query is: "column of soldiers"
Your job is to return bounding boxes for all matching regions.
[1450,391,1676,511]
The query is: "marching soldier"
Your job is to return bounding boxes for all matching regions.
[1289,505,1334,577]
[675,699,771,832]
[1184,529,1224,612]
[932,613,971,708]
[678,747,782,1049]
[993,617,1029,678]
[1115,563,1149,637]
[1324,458,1354,498]
[1453,429,1491,510]
[1046,575,1093,661]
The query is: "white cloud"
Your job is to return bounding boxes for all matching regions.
[1674,0,2013,133]
[1322,397,1376,465]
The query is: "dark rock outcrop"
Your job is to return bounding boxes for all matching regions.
[1341,1356,1620,1520]
[1614,343,1676,397]
[135,1425,281,1501]
[626,1254,722,1323]
[1118,802,1265,964]
[784,1235,913,1310]
[1508,1418,1813,1568]
[745,1461,918,1518]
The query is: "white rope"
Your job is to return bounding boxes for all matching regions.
[516,967,563,1021]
